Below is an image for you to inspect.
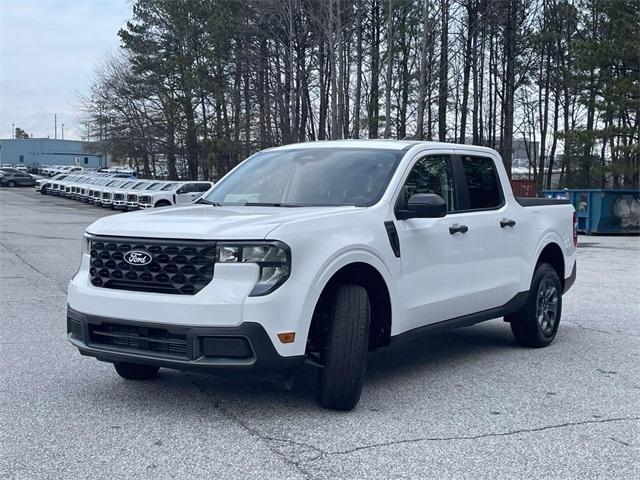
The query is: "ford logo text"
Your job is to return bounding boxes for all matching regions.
[123,250,152,266]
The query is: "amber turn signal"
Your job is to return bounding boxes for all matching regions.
[277,332,296,344]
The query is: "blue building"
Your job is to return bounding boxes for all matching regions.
[0,138,105,169]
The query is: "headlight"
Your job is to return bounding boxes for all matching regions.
[216,241,291,296]
[74,234,91,278]
[82,234,90,255]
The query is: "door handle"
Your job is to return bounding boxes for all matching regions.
[449,224,469,235]
[500,219,516,228]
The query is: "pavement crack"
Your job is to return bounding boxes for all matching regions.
[0,240,67,294]
[323,416,640,457]
[564,320,636,338]
[609,437,632,447]
[184,374,322,479]
[0,230,77,240]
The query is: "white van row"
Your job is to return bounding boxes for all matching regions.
[35,173,213,210]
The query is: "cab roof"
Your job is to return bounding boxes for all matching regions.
[267,139,500,156]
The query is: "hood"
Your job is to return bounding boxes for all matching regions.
[86,204,359,240]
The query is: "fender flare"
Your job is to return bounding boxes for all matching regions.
[295,247,398,346]
[528,231,568,283]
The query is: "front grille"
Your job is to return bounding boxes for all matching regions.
[138,195,151,204]
[88,321,188,358]
[102,192,111,199]
[114,193,124,201]
[89,237,216,295]
[127,194,137,202]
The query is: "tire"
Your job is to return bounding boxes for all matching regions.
[7,180,16,188]
[114,362,159,380]
[506,263,562,348]
[318,284,370,411]
[41,186,48,195]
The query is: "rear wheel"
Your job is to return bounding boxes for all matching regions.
[114,362,159,380]
[7,180,16,188]
[506,263,562,348]
[317,284,370,411]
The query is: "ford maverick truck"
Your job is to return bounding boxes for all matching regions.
[67,140,577,410]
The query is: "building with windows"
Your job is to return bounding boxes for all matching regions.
[0,138,105,169]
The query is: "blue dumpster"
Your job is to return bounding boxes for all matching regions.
[543,189,640,234]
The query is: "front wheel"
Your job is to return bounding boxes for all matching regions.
[7,180,16,188]
[114,362,159,380]
[506,263,562,348]
[317,284,370,411]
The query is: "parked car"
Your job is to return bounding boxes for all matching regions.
[67,140,577,411]
[89,177,135,205]
[99,180,136,208]
[76,176,107,202]
[35,173,67,194]
[137,181,214,208]
[0,168,36,187]
[125,181,172,210]
[110,180,151,210]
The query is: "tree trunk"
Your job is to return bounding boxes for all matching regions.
[437,0,449,141]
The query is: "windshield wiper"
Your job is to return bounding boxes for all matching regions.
[197,198,222,206]
[241,202,301,207]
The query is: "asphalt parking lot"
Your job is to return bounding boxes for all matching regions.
[1,187,639,480]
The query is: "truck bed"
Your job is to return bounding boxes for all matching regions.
[516,197,571,207]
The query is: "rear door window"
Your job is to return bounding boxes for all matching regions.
[460,156,503,210]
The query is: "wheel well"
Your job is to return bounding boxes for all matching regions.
[155,199,171,207]
[537,243,565,287]
[307,262,392,359]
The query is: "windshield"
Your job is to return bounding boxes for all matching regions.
[145,182,165,191]
[132,182,149,190]
[160,183,179,191]
[203,148,403,207]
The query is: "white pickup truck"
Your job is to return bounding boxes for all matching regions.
[67,140,577,410]
[137,181,214,208]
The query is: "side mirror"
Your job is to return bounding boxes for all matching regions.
[397,193,447,220]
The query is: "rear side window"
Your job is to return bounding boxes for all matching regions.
[461,156,502,210]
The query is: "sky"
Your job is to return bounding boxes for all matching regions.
[0,0,131,140]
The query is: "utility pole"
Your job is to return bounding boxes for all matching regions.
[54,114,57,139]
[62,123,65,140]
[12,123,14,139]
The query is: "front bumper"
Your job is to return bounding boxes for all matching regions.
[139,203,154,209]
[68,257,315,358]
[67,306,305,375]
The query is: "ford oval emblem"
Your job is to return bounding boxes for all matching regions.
[123,250,152,266]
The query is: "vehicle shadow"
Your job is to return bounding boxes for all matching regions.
[133,319,519,411]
